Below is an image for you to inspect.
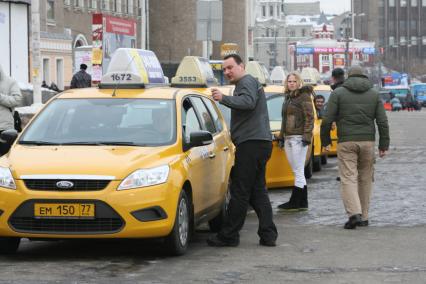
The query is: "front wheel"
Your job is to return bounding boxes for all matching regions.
[165,190,191,256]
[0,237,20,254]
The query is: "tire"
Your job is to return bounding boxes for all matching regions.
[321,154,327,165]
[304,154,313,179]
[0,237,20,255]
[165,190,191,256]
[313,155,322,172]
[208,181,231,232]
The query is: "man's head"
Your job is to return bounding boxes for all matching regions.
[223,54,245,84]
[331,68,345,84]
[314,95,325,110]
[80,64,88,71]
[347,65,368,78]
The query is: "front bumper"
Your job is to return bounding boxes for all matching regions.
[0,180,179,239]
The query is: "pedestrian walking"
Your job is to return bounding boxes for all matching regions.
[331,67,345,90]
[390,96,402,111]
[275,72,314,211]
[70,64,92,89]
[207,54,278,247]
[0,64,23,156]
[320,66,390,229]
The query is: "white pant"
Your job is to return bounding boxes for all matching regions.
[284,135,308,188]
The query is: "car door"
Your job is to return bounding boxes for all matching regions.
[181,97,213,216]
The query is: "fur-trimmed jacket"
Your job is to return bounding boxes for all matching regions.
[278,85,314,143]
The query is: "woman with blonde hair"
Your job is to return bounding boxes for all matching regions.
[276,72,314,211]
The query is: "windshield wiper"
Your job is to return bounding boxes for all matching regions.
[61,141,143,146]
[19,141,62,145]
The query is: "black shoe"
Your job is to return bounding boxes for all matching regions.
[344,214,362,229]
[277,187,303,211]
[357,220,369,227]
[259,239,276,247]
[206,235,239,247]
[300,185,308,211]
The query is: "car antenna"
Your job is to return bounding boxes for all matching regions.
[112,55,137,97]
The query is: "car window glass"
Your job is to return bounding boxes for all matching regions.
[182,98,202,143]
[266,94,284,132]
[201,97,223,132]
[191,97,217,134]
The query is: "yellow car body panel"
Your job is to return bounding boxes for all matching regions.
[0,87,234,239]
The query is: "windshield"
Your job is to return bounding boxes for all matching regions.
[20,98,176,146]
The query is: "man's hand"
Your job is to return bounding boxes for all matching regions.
[211,88,224,102]
[322,145,331,152]
[379,149,387,158]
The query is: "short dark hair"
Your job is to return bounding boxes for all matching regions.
[315,94,325,101]
[331,68,345,80]
[223,54,243,65]
[80,64,88,70]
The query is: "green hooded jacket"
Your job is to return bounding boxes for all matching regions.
[320,75,390,150]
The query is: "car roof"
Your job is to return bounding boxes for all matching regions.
[56,87,196,100]
[314,84,332,91]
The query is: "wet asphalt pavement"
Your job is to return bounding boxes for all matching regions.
[1,109,426,283]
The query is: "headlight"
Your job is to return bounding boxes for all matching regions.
[0,167,16,189]
[117,165,170,190]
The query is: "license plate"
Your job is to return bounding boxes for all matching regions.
[34,203,95,218]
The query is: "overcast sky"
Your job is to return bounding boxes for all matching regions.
[285,0,351,15]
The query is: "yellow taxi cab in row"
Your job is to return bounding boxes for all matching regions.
[314,84,338,156]
[0,49,234,256]
[171,57,322,188]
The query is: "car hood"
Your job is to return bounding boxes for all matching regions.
[6,145,179,180]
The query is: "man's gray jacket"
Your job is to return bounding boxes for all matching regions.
[0,65,23,131]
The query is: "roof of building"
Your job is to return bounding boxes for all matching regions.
[1,0,31,4]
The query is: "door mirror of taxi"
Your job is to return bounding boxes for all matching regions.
[1,129,18,145]
[188,131,213,149]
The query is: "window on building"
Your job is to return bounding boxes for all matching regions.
[89,0,97,9]
[321,55,329,61]
[389,36,395,45]
[113,0,122,13]
[47,1,55,20]
[281,4,284,12]
[102,0,110,11]
[379,0,385,7]
[422,36,426,44]
[266,28,269,37]
[400,36,406,45]
[362,54,369,62]
[411,0,418,6]
[262,5,266,17]
[43,58,50,84]
[56,59,64,90]
[74,0,84,7]
[400,0,407,6]
[389,0,395,7]
[126,0,134,14]
[269,5,274,17]
[64,0,71,6]
[302,29,306,37]
[423,0,426,6]
[412,36,418,45]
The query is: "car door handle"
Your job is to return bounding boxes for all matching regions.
[209,152,216,159]
[223,146,229,152]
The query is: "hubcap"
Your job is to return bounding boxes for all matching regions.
[178,198,189,246]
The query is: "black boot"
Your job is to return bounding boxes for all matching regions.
[277,187,303,211]
[344,214,362,229]
[300,185,308,211]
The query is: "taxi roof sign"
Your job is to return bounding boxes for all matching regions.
[270,66,287,85]
[171,56,218,87]
[246,61,271,86]
[100,48,166,87]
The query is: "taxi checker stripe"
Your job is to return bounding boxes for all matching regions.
[19,175,116,180]
[129,49,148,84]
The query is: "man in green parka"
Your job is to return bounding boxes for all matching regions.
[321,66,390,229]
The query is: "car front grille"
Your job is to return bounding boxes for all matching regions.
[9,200,124,234]
[24,179,110,191]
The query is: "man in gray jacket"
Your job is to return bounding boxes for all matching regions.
[0,64,23,156]
[321,66,389,229]
[207,54,278,247]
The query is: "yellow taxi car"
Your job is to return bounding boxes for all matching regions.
[171,57,321,189]
[0,49,233,256]
[314,84,338,156]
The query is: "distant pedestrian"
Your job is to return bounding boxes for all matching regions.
[208,54,278,247]
[405,92,414,111]
[331,67,345,90]
[390,97,402,111]
[321,66,390,229]
[276,72,314,211]
[314,94,325,119]
[70,64,92,89]
[0,64,23,155]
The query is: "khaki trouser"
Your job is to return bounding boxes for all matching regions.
[337,141,375,220]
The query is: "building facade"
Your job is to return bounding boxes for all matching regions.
[36,0,142,89]
[354,0,426,74]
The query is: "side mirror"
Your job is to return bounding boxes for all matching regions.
[188,131,213,148]
[1,129,18,145]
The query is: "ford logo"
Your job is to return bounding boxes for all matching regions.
[56,181,74,189]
